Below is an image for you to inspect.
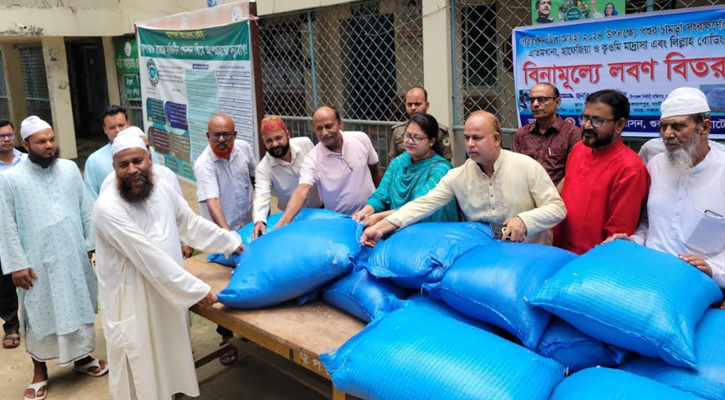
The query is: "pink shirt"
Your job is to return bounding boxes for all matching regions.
[299,131,378,215]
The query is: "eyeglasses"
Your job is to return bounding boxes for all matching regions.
[403,133,427,143]
[211,131,233,140]
[529,96,557,104]
[0,133,15,140]
[580,115,617,128]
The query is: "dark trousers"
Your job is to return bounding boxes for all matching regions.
[0,260,20,334]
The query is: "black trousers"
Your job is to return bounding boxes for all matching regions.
[0,260,20,334]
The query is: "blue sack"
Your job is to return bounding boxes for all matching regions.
[425,242,575,349]
[206,252,239,268]
[537,318,628,374]
[531,240,722,368]
[620,309,725,400]
[321,301,565,400]
[362,222,494,289]
[405,294,503,335]
[550,368,702,400]
[209,208,346,266]
[322,269,407,322]
[237,208,346,244]
[217,218,362,309]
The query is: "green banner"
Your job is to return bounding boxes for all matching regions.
[122,74,141,100]
[137,22,250,61]
[114,39,139,74]
[532,0,625,25]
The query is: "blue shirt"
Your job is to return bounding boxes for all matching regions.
[0,148,26,173]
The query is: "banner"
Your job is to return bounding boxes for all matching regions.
[514,6,725,138]
[532,0,625,25]
[137,21,255,180]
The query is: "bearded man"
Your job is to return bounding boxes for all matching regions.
[93,133,244,399]
[0,116,107,400]
[606,87,724,289]
[251,116,322,239]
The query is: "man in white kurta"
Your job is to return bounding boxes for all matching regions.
[93,134,243,399]
[609,88,725,289]
[0,116,107,400]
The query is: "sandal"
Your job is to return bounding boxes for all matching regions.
[24,380,48,400]
[219,342,237,366]
[73,358,109,377]
[3,332,20,349]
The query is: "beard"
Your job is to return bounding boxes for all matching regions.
[665,131,701,179]
[211,145,233,159]
[268,142,290,159]
[28,147,59,168]
[117,168,154,203]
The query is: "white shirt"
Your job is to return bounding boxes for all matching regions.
[194,141,257,231]
[0,148,26,173]
[253,137,322,223]
[386,150,567,245]
[93,179,241,400]
[633,148,725,288]
[298,131,378,215]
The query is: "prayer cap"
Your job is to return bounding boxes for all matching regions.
[117,126,145,138]
[111,130,147,156]
[661,87,710,119]
[20,116,52,140]
[260,116,287,134]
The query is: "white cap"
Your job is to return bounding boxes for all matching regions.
[117,126,145,138]
[111,131,147,156]
[661,87,711,119]
[20,116,52,140]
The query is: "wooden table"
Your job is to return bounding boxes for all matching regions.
[185,254,365,399]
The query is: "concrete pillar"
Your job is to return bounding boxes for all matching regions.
[1,43,28,142]
[102,36,121,105]
[422,0,464,166]
[41,37,77,159]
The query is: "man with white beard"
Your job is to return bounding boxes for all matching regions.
[606,87,724,289]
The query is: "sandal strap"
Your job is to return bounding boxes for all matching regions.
[26,380,48,391]
[76,358,101,371]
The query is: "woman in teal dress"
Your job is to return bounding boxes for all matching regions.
[353,113,459,226]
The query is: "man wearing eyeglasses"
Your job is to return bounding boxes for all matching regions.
[0,120,25,350]
[389,87,452,162]
[606,87,724,291]
[193,113,256,364]
[514,83,581,192]
[553,90,649,255]
[275,105,382,227]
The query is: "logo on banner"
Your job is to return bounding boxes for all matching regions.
[147,59,160,87]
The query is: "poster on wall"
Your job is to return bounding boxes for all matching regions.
[532,0,625,25]
[137,4,256,181]
[515,6,725,138]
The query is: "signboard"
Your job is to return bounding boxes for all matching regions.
[114,39,139,74]
[532,0,625,25]
[514,6,725,138]
[137,17,256,180]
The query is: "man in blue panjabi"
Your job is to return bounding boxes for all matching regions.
[0,116,108,400]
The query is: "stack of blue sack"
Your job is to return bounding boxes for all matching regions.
[531,240,722,368]
[320,298,565,400]
[208,208,345,267]
[424,242,576,349]
[217,216,362,308]
[618,309,725,400]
